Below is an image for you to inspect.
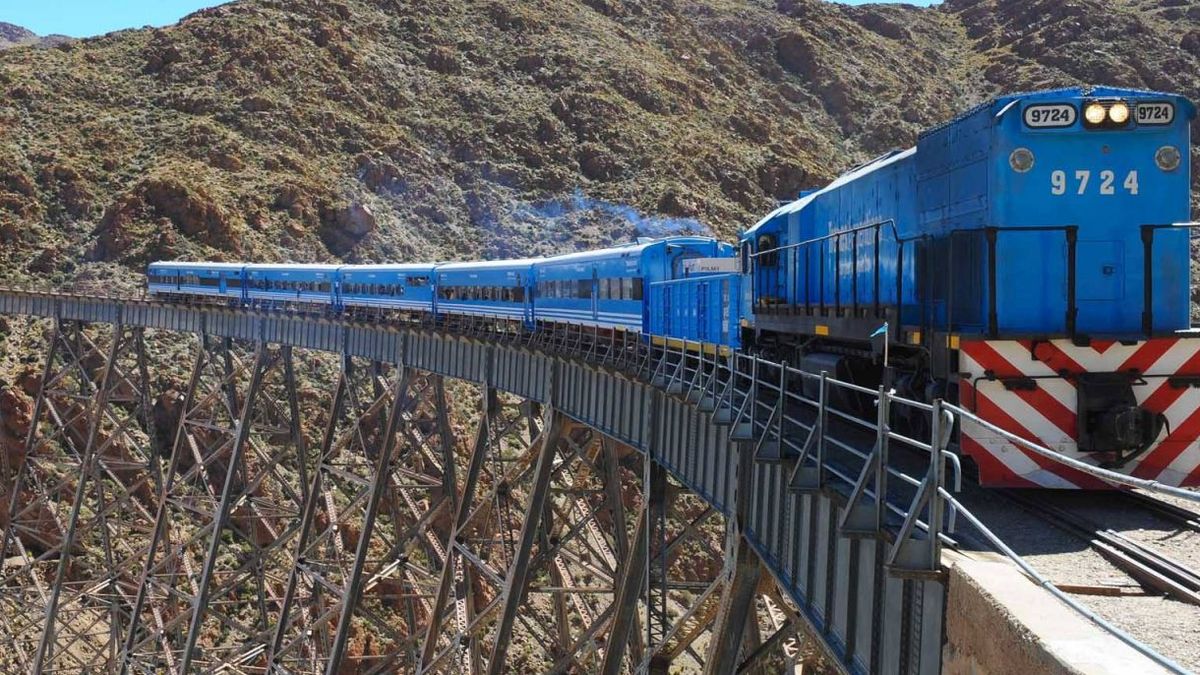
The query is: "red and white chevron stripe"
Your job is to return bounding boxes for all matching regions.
[958,338,1200,488]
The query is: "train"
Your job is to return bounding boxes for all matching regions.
[149,85,1200,490]
[148,237,734,332]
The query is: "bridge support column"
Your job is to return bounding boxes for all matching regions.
[636,467,734,674]
[0,319,162,674]
[266,357,460,674]
[121,336,312,672]
[421,396,649,673]
[704,530,764,675]
[600,452,651,675]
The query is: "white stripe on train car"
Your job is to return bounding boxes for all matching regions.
[246,291,333,303]
[153,286,234,297]
[534,307,640,323]
[536,312,640,330]
[343,298,431,310]
[437,303,525,318]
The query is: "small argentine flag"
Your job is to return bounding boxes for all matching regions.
[869,322,889,338]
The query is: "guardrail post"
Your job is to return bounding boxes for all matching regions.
[711,353,737,425]
[886,398,951,577]
[730,357,759,441]
[790,371,828,492]
[839,385,890,537]
[755,362,790,462]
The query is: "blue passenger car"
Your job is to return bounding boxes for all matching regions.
[244,264,339,308]
[339,264,435,315]
[434,259,538,326]
[147,261,244,302]
[533,237,728,331]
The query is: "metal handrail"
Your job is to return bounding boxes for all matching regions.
[941,488,1191,675]
[618,330,1188,673]
[749,219,902,259]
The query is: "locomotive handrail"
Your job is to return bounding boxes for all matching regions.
[749,218,904,323]
[978,225,1079,339]
[747,219,904,258]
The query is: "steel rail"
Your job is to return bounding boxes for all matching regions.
[999,490,1200,607]
[1116,491,1200,534]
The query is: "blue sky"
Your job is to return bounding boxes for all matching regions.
[3,0,938,38]
[1,1,229,38]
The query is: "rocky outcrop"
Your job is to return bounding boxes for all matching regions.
[93,174,242,262]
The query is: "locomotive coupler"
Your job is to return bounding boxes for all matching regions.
[1076,372,1165,467]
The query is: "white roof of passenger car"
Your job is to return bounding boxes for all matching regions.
[244,264,343,272]
[536,237,714,266]
[341,264,435,273]
[149,261,244,270]
[436,258,542,272]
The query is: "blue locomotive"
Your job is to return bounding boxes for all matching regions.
[149,85,1200,489]
[739,86,1199,488]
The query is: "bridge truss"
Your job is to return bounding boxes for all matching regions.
[0,292,953,674]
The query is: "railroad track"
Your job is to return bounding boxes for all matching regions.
[998,490,1200,606]
[1115,490,1200,534]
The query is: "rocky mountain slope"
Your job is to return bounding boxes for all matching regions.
[0,22,38,48]
[0,22,70,50]
[1,0,1198,294]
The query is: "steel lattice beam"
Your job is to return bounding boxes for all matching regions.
[121,337,311,673]
[0,319,815,675]
[0,320,163,674]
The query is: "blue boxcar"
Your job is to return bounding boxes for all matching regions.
[743,86,1196,341]
[340,264,435,314]
[245,264,340,307]
[434,259,538,325]
[147,261,244,301]
[533,237,728,331]
[648,272,741,350]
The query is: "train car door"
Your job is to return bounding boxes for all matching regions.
[591,266,599,323]
[518,272,532,326]
[696,280,708,342]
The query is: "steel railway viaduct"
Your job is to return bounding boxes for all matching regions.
[0,289,955,674]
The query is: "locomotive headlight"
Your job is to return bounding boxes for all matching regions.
[1009,147,1035,173]
[1156,145,1182,172]
[1108,102,1130,124]
[1084,103,1107,125]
